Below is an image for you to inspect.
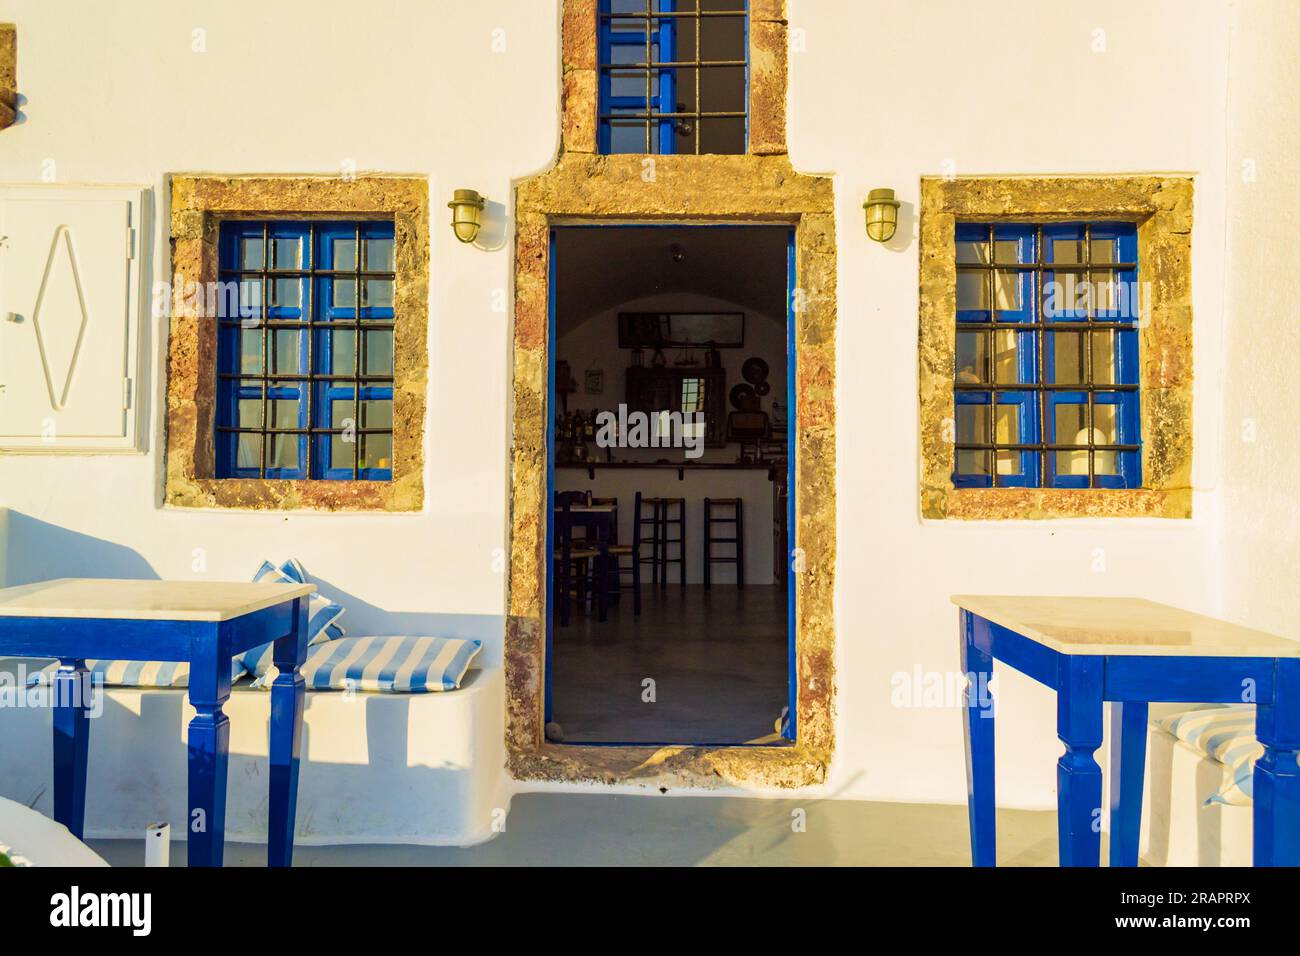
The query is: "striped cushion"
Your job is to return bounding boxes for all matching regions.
[1157,705,1263,807]
[252,635,482,693]
[30,657,245,689]
[276,559,347,641]
[237,560,347,678]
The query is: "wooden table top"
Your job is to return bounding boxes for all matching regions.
[0,579,315,623]
[951,595,1300,658]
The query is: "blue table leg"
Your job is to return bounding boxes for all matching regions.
[52,658,91,841]
[268,598,308,867]
[1107,700,1148,866]
[1254,658,1300,867]
[187,629,232,867]
[960,610,996,866]
[1057,655,1104,866]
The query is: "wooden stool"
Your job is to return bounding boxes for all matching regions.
[657,497,686,588]
[703,497,744,588]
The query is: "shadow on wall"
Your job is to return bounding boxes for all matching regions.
[312,575,505,666]
[0,511,505,665]
[0,510,158,587]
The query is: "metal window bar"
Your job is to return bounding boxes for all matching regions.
[598,2,748,155]
[953,222,1137,488]
[217,221,396,479]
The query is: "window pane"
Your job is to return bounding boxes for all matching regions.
[333,279,356,308]
[271,329,300,375]
[992,239,1025,263]
[995,271,1023,310]
[329,329,357,375]
[956,240,989,264]
[702,65,746,114]
[332,237,357,271]
[236,433,261,469]
[956,402,989,444]
[359,433,393,471]
[270,236,302,270]
[957,450,991,476]
[1054,404,1089,476]
[360,399,393,429]
[957,272,986,310]
[1091,270,1116,311]
[237,398,262,429]
[363,237,394,272]
[331,398,355,425]
[270,399,299,430]
[239,278,264,316]
[994,403,1021,475]
[1091,331,1116,384]
[364,330,393,377]
[239,236,264,270]
[955,331,986,383]
[610,118,649,153]
[1090,237,1117,263]
[1094,404,1119,474]
[1053,331,1085,383]
[239,328,263,374]
[1052,238,1085,263]
[993,329,1021,383]
[272,277,301,309]
[269,434,299,471]
[331,433,356,471]
[362,278,393,309]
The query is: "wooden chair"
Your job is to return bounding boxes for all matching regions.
[703,497,745,588]
[554,496,601,626]
[657,497,686,588]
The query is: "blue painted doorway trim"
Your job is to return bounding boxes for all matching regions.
[784,228,797,741]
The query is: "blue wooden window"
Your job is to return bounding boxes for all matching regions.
[953,221,1141,489]
[215,220,395,480]
[598,0,749,155]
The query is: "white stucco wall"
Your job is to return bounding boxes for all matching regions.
[1216,0,1300,641]
[0,0,1290,826]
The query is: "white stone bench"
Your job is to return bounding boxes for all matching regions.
[0,665,505,847]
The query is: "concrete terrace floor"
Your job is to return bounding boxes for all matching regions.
[89,794,1069,866]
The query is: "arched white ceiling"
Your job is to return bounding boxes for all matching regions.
[554,225,790,334]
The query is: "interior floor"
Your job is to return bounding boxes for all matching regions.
[88,795,1068,866]
[551,584,787,744]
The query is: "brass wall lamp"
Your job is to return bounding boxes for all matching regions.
[863,188,901,243]
[447,189,486,244]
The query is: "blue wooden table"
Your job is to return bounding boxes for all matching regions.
[0,578,315,867]
[954,595,1300,867]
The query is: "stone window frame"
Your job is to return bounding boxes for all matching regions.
[165,175,428,512]
[919,175,1194,520]
[0,24,15,131]
[562,0,788,157]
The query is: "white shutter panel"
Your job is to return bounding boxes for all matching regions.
[0,186,147,452]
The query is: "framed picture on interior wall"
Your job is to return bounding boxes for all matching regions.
[584,369,604,395]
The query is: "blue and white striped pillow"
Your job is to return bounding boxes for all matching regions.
[1157,705,1263,807]
[252,635,482,693]
[237,560,347,679]
[29,657,244,689]
[273,558,347,642]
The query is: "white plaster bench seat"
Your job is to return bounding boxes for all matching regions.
[1140,709,1252,867]
[0,665,505,847]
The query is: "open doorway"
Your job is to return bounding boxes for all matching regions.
[546,224,795,746]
